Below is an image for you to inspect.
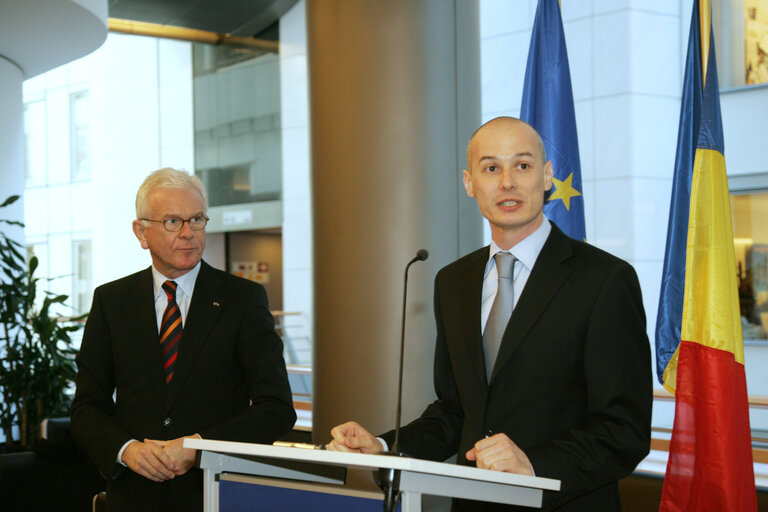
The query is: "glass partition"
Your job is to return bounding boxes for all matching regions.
[732,190,768,342]
[193,43,282,208]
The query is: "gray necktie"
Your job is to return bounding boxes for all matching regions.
[483,252,516,381]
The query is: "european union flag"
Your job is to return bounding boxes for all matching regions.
[520,0,586,241]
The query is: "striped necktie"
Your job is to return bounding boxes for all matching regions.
[160,280,182,383]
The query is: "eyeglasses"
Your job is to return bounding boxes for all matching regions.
[141,215,209,232]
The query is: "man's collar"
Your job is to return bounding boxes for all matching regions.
[151,261,202,298]
[486,218,551,275]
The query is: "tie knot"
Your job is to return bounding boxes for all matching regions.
[494,252,516,279]
[162,280,178,300]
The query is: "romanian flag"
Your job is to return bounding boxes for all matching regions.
[520,0,585,241]
[655,1,757,510]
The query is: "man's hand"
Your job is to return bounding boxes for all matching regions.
[144,434,201,476]
[121,440,176,482]
[327,421,383,454]
[465,433,534,475]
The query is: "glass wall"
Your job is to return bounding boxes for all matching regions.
[24,100,47,187]
[20,4,313,416]
[733,190,768,342]
[72,239,93,315]
[717,0,768,87]
[745,0,768,84]
[193,44,282,208]
[22,33,195,320]
[69,90,92,181]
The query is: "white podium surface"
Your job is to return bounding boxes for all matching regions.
[185,438,560,511]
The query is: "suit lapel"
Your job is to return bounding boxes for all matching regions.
[449,248,489,386]
[128,268,168,398]
[490,225,573,382]
[166,261,224,407]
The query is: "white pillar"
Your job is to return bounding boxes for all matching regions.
[0,58,24,237]
[0,0,108,242]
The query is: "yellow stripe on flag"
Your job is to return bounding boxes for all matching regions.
[664,148,742,393]
[681,148,743,361]
[700,0,710,83]
[661,345,680,394]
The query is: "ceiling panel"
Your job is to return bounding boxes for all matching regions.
[108,0,297,37]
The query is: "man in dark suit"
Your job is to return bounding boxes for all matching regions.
[329,117,652,511]
[71,168,296,511]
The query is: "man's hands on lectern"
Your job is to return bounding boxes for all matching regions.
[466,433,534,475]
[122,434,201,481]
[326,424,533,476]
[327,421,383,453]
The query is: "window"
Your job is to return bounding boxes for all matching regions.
[745,0,768,85]
[69,91,92,181]
[193,44,282,208]
[24,100,47,187]
[72,239,92,315]
[732,190,768,342]
[728,180,768,439]
[716,0,768,87]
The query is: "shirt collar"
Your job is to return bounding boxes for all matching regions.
[485,217,551,277]
[152,261,202,300]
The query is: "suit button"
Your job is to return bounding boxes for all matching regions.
[163,417,172,427]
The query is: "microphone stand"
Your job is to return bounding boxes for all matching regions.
[375,249,428,512]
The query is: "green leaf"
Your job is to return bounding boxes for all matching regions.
[48,294,68,305]
[28,256,38,275]
[0,195,20,208]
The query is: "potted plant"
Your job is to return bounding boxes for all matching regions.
[0,195,83,450]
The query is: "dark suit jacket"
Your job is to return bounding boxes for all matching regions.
[71,260,296,511]
[382,224,652,511]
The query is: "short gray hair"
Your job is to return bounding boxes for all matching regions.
[135,168,208,219]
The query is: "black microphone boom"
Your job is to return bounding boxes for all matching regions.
[376,249,429,512]
[393,248,428,452]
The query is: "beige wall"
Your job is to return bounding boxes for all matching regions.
[228,231,283,311]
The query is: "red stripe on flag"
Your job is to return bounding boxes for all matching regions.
[660,340,757,512]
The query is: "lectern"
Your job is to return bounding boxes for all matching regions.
[185,438,560,511]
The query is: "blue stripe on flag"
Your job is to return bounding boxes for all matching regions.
[655,3,704,384]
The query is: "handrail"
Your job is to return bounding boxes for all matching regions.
[286,364,311,375]
[108,18,279,52]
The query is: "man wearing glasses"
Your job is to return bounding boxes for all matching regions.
[71,168,295,511]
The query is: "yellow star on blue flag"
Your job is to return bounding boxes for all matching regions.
[547,173,582,211]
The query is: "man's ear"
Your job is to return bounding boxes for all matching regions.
[132,220,150,250]
[462,169,475,198]
[543,160,554,192]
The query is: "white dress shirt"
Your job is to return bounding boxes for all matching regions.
[481,218,551,333]
[151,262,200,331]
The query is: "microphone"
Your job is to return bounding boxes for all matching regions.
[393,248,428,452]
[376,249,429,512]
